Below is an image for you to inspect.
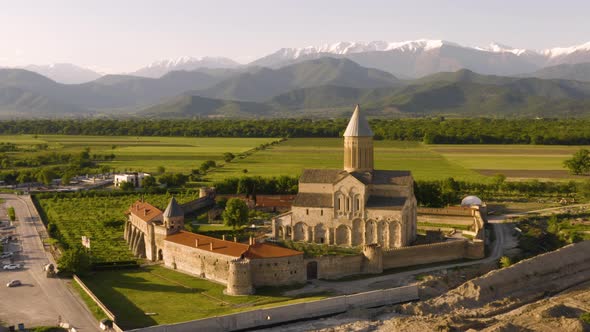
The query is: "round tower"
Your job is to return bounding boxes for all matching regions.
[163,197,184,234]
[226,258,254,295]
[343,104,374,173]
[362,243,383,274]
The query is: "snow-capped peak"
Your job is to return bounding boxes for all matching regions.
[131,56,241,78]
[144,56,239,69]
[275,39,458,60]
[542,41,590,58]
[476,42,529,56]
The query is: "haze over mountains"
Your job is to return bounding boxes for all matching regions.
[2,39,590,119]
[7,39,590,83]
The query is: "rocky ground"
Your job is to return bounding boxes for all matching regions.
[259,241,590,332]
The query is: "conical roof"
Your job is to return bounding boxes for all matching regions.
[343,104,373,137]
[163,197,184,218]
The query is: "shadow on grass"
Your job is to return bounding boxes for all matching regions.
[82,269,210,329]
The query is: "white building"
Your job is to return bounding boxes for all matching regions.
[114,172,150,188]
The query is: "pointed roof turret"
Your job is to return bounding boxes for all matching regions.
[163,197,184,218]
[343,104,373,137]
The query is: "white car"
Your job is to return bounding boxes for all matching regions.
[3,264,21,270]
[6,279,21,287]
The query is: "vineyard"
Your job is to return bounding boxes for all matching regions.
[35,192,201,262]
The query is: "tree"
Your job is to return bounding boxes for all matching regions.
[57,247,91,276]
[36,167,57,186]
[157,166,166,174]
[141,175,157,188]
[564,149,590,175]
[223,152,235,163]
[199,160,217,174]
[222,198,249,231]
[119,181,135,191]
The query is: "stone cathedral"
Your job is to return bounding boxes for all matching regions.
[273,105,417,248]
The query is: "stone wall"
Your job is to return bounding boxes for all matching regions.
[417,215,474,226]
[163,241,232,284]
[180,196,215,214]
[307,255,364,280]
[417,207,474,216]
[382,240,482,269]
[251,255,306,287]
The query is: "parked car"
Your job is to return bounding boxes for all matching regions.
[6,279,21,287]
[3,263,21,270]
[0,252,13,259]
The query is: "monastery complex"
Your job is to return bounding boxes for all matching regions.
[124,105,486,295]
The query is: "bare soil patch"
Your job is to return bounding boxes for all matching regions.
[474,169,587,179]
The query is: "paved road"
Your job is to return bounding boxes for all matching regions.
[0,194,99,331]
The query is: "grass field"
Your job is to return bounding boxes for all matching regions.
[82,265,327,329]
[207,138,589,182]
[1,135,588,182]
[0,135,277,173]
[207,138,488,182]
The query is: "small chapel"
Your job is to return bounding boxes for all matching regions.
[272,105,418,249]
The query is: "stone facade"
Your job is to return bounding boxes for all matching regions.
[273,105,418,249]
[124,197,304,295]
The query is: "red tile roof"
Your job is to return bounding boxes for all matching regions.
[246,242,302,259]
[127,200,163,222]
[164,231,302,259]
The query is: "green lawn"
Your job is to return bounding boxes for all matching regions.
[82,265,327,329]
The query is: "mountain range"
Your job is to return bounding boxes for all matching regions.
[2,56,590,119]
[6,40,590,83]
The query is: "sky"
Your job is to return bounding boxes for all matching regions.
[1,0,589,73]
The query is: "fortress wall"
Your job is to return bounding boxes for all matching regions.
[417,207,474,216]
[382,240,469,269]
[251,255,306,287]
[180,196,215,214]
[417,215,474,225]
[465,239,485,259]
[163,241,232,285]
[309,255,364,279]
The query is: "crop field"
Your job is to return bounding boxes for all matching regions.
[82,265,326,329]
[35,192,201,262]
[1,135,586,182]
[0,135,276,173]
[208,139,588,182]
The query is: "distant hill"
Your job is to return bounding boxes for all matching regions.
[521,63,590,82]
[139,94,272,118]
[23,63,102,84]
[196,57,399,102]
[0,68,226,112]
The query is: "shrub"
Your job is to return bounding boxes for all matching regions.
[499,256,512,268]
